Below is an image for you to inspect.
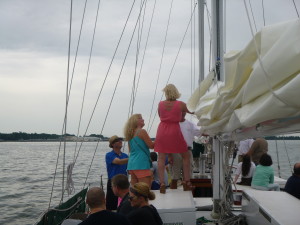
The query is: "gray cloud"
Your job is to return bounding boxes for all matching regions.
[0,0,299,137]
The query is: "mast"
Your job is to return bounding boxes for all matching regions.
[211,0,224,82]
[198,0,205,83]
[211,0,225,219]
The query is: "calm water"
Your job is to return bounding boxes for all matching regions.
[0,140,299,225]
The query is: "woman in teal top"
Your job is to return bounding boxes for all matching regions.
[251,153,280,191]
[124,114,155,187]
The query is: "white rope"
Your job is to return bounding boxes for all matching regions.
[48,197,82,212]
[216,140,247,225]
[66,162,76,195]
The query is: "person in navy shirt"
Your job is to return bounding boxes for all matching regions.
[105,135,128,210]
[284,162,300,199]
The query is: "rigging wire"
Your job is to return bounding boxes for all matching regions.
[73,0,101,162]
[261,0,266,26]
[148,2,198,133]
[190,0,197,93]
[132,0,157,112]
[49,0,89,207]
[146,0,174,132]
[204,3,213,71]
[71,0,138,175]
[190,0,194,94]
[62,0,73,205]
[282,137,294,174]
[275,140,281,178]
[83,0,148,188]
[248,0,258,32]
[193,0,197,91]
[47,0,139,197]
[71,0,90,161]
[129,0,148,116]
[65,0,102,198]
[292,0,300,18]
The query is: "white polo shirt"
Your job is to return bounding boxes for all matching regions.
[238,139,254,155]
[179,119,201,147]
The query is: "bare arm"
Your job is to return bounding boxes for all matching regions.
[234,174,239,184]
[246,141,258,156]
[112,158,128,165]
[180,102,194,114]
[138,129,155,149]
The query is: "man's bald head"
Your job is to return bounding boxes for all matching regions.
[86,187,105,209]
[294,163,300,176]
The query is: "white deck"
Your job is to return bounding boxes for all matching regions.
[150,189,196,225]
[243,189,300,225]
[148,177,291,225]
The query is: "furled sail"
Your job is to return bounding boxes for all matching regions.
[188,19,300,139]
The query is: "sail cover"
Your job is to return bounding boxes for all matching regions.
[188,19,300,139]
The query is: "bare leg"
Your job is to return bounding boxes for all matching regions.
[189,150,193,176]
[138,176,152,187]
[130,172,138,186]
[181,151,191,182]
[158,153,166,185]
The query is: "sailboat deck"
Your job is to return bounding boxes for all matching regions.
[150,189,196,225]
[243,189,300,225]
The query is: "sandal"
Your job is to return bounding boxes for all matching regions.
[160,183,166,194]
[182,180,194,191]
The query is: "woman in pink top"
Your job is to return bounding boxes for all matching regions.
[155,84,193,193]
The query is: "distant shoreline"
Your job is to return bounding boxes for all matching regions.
[0,132,299,142]
[0,140,109,142]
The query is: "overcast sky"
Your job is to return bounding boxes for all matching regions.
[0,0,299,137]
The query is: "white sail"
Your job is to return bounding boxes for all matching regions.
[189,19,300,138]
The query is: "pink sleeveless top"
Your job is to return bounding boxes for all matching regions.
[154,100,188,153]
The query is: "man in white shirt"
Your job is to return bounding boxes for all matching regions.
[237,138,254,163]
[169,112,201,189]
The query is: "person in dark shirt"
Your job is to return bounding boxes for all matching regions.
[127,182,163,225]
[111,174,135,215]
[79,187,131,225]
[284,162,300,199]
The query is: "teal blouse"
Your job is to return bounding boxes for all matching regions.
[127,136,151,170]
[251,165,274,187]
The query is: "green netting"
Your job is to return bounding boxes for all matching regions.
[36,188,87,225]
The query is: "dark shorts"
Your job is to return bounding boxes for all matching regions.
[192,142,205,158]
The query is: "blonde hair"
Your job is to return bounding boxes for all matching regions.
[131,182,155,200]
[163,84,181,100]
[124,114,141,141]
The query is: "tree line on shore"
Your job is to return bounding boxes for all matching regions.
[0,132,299,141]
[0,132,107,141]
